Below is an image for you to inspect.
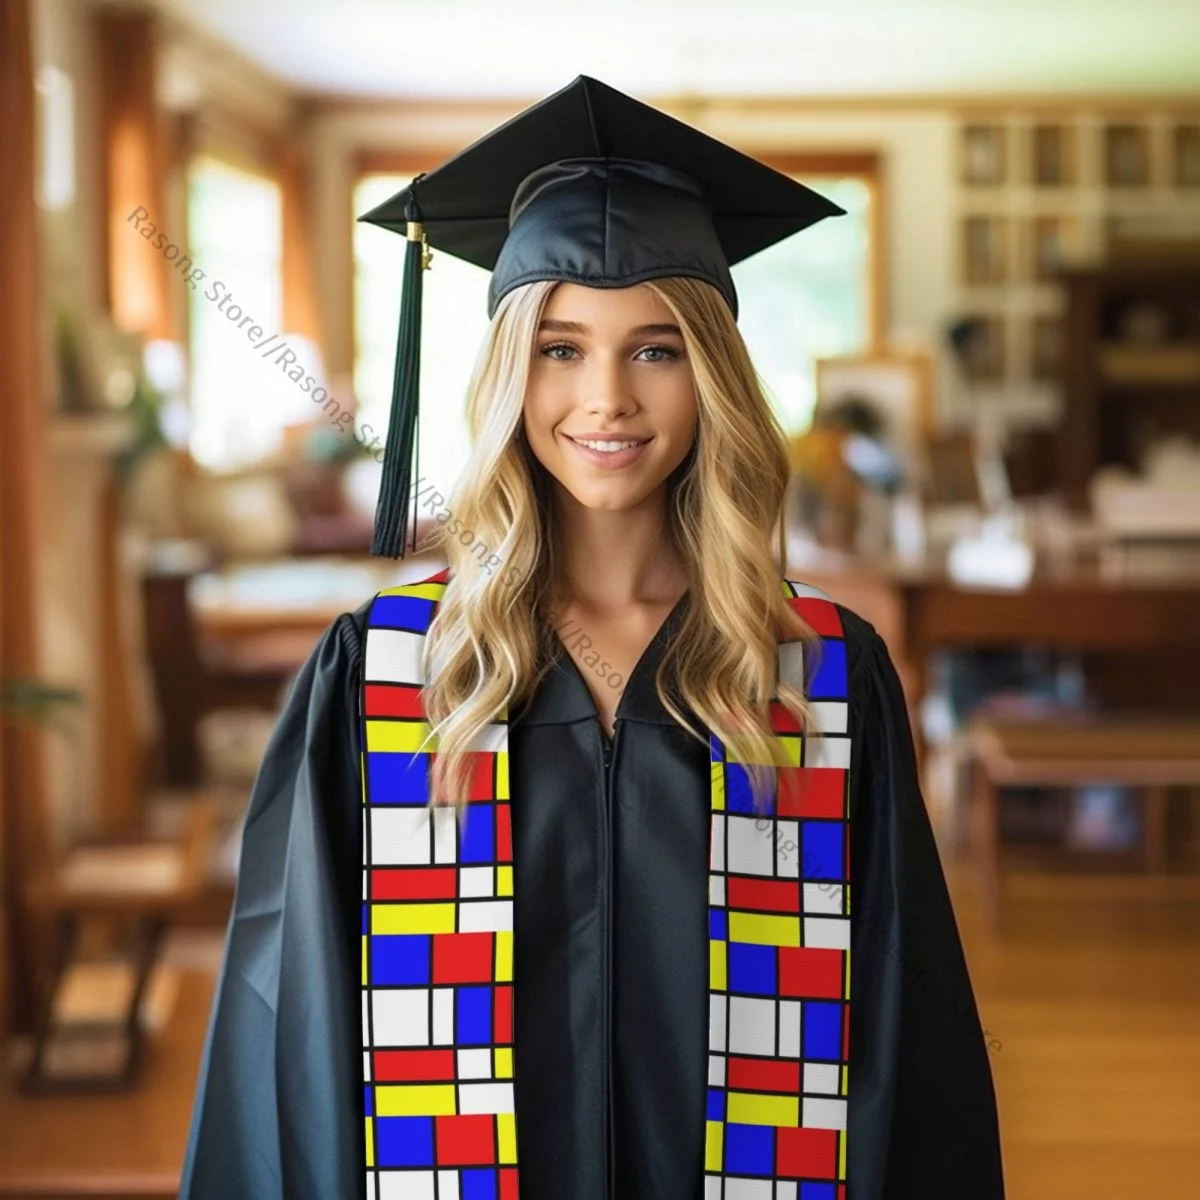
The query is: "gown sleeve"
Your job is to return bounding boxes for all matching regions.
[842,611,1006,1199]
[177,606,368,1200]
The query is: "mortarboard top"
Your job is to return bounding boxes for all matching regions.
[358,74,846,558]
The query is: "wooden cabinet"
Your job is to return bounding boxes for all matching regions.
[1059,260,1200,506]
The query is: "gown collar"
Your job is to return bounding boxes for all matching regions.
[511,589,693,729]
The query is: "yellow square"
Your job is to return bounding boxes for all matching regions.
[728,911,800,947]
[497,1112,518,1164]
[373,902,456,935]
[365,1116,375,1168]
[709,939,727,991]
[496,865,513,896]
[376,1083,456,1116]
[494,1047,513,1078]
[710,762,725,811]
[727,1091,798,1126]
[361,934,368,985]
[495,930,513,982]
[778,733,802,767]
[366,719,436,754]
[496,751,509,800]
[705,1121,724,1172]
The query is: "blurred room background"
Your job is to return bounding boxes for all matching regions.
[1,1,1199,1196]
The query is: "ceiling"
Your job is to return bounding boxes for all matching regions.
[152,0,1200,100]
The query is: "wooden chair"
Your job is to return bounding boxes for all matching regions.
[19,793,222,1092]
[966,713,1200,929]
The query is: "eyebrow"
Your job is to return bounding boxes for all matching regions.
[537,319,683,337]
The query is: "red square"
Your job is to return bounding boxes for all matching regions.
[373,1048,455,1082]
[728,1055,799,1093]
[769,699,803,734]
[468,753,496,800]
[777,1126,837,1179]
[727,876,799,914]
[778,768,846,819]
[496,801,513,863]
[432,931,495,983]
[790,596,843,637]
[435,1114,496,1165]
[494,984,513,1042]
[365,684,424,718]
[499,1167,519,1200]
[372,866,457,901]
[778,947,844,998]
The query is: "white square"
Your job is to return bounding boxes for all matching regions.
[775,1183,798,1200]
[805,916,851,950]
[710,814,725,873]
[366,627,426,684]
[786,580,832,602]
[380,1171,435,1200]
[805,1062,841,1095]
[459,1080,515,1114]
[809,701,848,736]
[778,641,805,691]
[724,1178,772,1199]
[803,1096,848,1130]
[804,735,851,770]
[364,1049,373,1079]
[708,1053,726,1087]
[371,808,431,865]
[432,805,459,864]
[459,867,494,898]
[435,1171,461,1200]
[778,999,802,1059]
[457,1048,492,1079]
[372,988,430,1046]
[705,1177,723,1200]
[774,819,800,879]
[460,899,512,933]
[727,815,775,876]
[709,993,727,1052]
[362,990,372,1046]
[729,996,776,1056]
[709,874,726,907]
[803,882,844,915]
[432,986,455,1044]
[467,722,508,754]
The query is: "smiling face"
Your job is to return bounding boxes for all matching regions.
[521,282,699,515]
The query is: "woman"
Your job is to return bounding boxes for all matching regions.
[180,77,1003,1200]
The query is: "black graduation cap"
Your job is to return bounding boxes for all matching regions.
[358,74,846,558]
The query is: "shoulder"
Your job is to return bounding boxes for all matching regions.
[781,575,889,692]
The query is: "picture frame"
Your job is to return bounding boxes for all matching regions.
[814,351,934,471]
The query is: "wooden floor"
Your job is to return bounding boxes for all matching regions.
[0,866,1198,1198]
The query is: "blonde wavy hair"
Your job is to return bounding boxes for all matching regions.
[414,275,821,820]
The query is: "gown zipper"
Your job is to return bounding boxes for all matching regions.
[600,720,617,1200]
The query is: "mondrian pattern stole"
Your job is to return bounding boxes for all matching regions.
[359,571,850,1200]
[704,579,850,1200]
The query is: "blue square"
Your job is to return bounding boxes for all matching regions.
[364,1084,373,1117]
[374,1115,433,1167]
[460,802,495,863]
[706,1087,726,1121]
[362,902,369,935]
[371,593,435,634]
[724,1122,774,1175]
[729,942,776,995]
[709,908,727,941]
[801,1185,836,1200]
[802,822,844,881]
[804,1001,842,1060]
[710,734,725,762]
[808,638,847,699]
[368,751,430,804]
[457,985,492,1044]
[372,934,431,985]
[461,1168,498,1200]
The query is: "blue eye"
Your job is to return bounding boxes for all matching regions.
[637,344,683,363]
[541,342,578,361]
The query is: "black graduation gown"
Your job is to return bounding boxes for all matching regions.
[178,594,1005,1200]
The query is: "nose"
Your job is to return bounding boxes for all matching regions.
[580,351,636,419]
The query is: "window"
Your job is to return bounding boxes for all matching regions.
[732,175,873,433]
[187,157,285,470]
[352,170,872,486]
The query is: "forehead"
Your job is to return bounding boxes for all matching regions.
[540,281,676,329]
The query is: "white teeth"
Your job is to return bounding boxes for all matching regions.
[573,438,645,452]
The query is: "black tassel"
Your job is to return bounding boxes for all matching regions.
[371,181,430,558]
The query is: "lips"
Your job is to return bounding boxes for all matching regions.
[565,433,653,469]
